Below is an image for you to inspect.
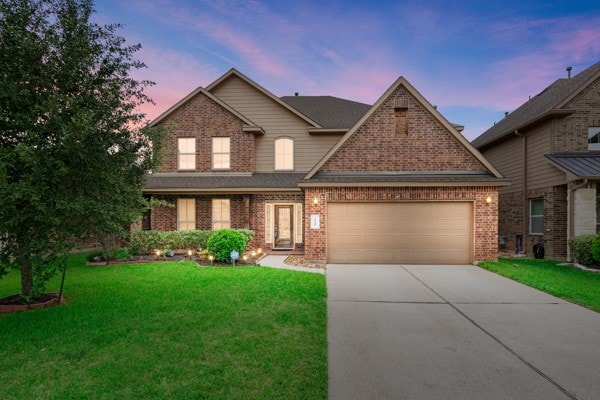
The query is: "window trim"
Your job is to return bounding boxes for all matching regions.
[529,198,544,235]
[177,137,196,171]
[212,198,231,230]
[212,137,231,170]
[177,198,196,231]
[274,137,294,171]
[588,127,600,151]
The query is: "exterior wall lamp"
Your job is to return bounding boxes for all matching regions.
[486,196,492,205]
[313,197,319,205]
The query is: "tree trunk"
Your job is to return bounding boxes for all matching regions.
[21,260,33,296]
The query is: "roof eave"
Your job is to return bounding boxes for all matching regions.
[307,128,348,134]
[476,109,575,150]
[143,187,302,194]
[298,180,511,188]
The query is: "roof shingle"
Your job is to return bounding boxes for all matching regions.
[143,173,305,191]
[545,152,600,178]
[472,61,600,149]
[280,95,371,129]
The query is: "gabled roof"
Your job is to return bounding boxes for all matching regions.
[205,69,323,128]
[545,152,600,180]
[472,61,600,149]
[148,86,261,132]
[280,96,371,129]
[304,76,503,180]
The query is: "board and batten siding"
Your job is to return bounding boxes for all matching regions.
[211,76,341,172]
[525,124,566,190]
[482,137,524,194]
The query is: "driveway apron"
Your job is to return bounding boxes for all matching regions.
[327,264,600,400]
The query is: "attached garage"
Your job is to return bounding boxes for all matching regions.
[327,202,473,264]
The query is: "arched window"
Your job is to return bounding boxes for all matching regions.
[274,138,294,171]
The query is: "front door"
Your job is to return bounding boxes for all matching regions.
[275,205,293,248]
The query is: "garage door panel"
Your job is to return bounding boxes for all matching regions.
[328,202,472,264]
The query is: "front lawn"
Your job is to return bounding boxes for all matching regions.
[478,258,600,312]
[0,254,327,399]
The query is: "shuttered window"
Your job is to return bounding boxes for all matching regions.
[177,198,196,230]
[212,199,231,230]
[212,137,230,169]
[178,138,196,170]
[274,138,294,170]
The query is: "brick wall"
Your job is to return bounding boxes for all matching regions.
[320,85,485,172]
[155,92,255,173]
[552,76,600,152]
[150,193,305,252]
[303,186,498,263]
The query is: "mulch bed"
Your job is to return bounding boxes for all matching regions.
[0,292,65,314]
[284,255,325,269]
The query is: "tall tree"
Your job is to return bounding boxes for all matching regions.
[0,0,164,298]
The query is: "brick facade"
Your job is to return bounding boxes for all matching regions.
[321,86,485,172]
[155,92,254,173]
[304,186,498,262]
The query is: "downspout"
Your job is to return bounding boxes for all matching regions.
[514,130,526,253]
[567,179,589,261]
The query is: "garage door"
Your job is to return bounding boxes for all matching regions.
[328,202,473,264]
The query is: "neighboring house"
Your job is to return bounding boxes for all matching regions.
[143,69,507,264]
[472,61,600,260]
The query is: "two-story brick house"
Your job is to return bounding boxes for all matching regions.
[472,61,600,260]
[144,69,508,264]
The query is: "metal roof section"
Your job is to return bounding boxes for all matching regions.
[472,61,600,149]
[545,152,600,180]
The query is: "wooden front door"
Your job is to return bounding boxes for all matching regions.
[275,205,293,248]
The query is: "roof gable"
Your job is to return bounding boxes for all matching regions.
[206,69,323,128]
[305,77,502,179]
[148,86,257,128]
[472,61,600,149]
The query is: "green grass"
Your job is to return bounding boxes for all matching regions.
[0,254,327,399]
[479,258,600,312]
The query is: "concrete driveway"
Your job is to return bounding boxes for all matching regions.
[327,264,600,400]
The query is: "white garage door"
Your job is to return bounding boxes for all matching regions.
[327,202,473,264]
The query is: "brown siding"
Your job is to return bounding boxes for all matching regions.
[155,92,254,173]
[526,124,565,190]
[320,85,485,172]
[482,136,524,194]
[211,76,342,172]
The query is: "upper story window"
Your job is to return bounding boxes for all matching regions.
[212,199,230,230]
[588,127,600,150]
[274,137,294,171]
[177,198,196,231]
[530,198,544,234]
[178,138,196,170]
[212,137,230,170]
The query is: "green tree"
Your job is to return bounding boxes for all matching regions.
[0,0,165,298]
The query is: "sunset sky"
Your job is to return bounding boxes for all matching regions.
[93,0,600,141]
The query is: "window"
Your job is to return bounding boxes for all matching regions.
[177,198,195,231]
[177,138,196,170]
[212,137,230,169]
[530,198,544,234]
[212,199,230,230]
[588,127,600,150]
[275,138,294,170]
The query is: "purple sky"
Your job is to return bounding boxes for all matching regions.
[94,0,600,140]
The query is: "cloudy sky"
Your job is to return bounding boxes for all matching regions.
[94,0,600,141]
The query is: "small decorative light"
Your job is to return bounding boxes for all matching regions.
[486,196,492,204]
[243,254,248,261]
[313,197,319,205]
[257,248,262,254]
[155,250,161,258]
[251,250,256,257]
[208,254,214,265]
[187,249,193,259]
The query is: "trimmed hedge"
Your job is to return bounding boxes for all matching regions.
[129,229,254,255]
[568,234,596,266]
[207,229,247,262]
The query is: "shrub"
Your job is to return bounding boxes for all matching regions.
[207,229,247,263]
[114,248,130,261]
[592,234,600,263]
[237,229,255,246]
[130,230,212,254]
[569,234,596,266]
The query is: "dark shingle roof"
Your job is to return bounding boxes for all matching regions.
[545,152,600,178]
[472,61,600,149]
[280,95,371,129]
[301,171,507,185]
[143,173,305,191]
